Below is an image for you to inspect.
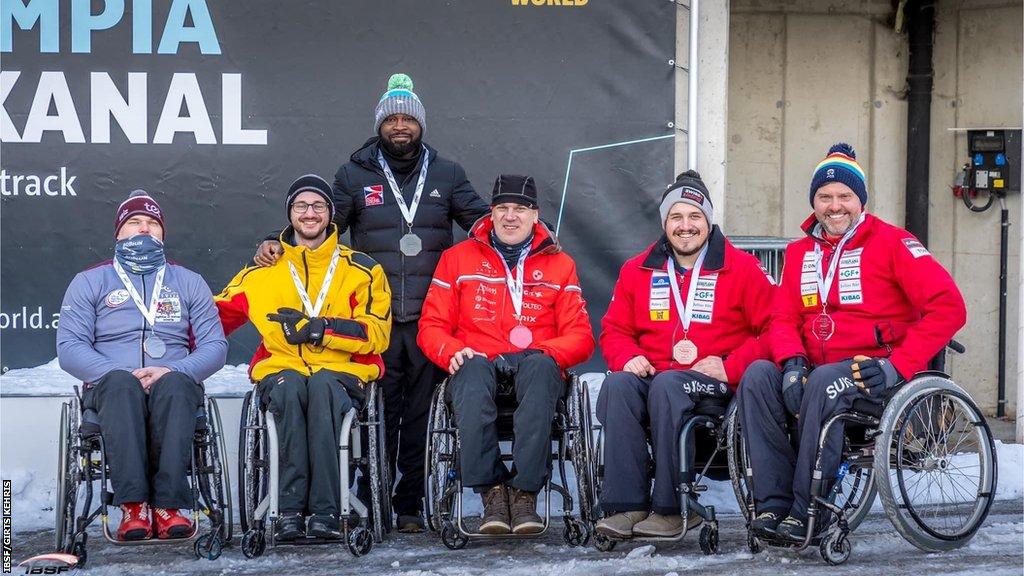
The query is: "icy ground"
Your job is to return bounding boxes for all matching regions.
[12,500,1024,575]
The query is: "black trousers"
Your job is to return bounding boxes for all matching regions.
[379,320,444,516]
[258,368,363,516]
[83,369,203,509]
[596,370,729,515]
[739,359,879,519]
[447,354,563,493]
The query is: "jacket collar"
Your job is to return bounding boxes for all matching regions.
[640,225,727,272]
[470,217,558,257]
[279,223,341,265]
[350,137,437,175]
[800,212,876,247]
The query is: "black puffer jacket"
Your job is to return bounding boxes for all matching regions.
[333,137,489,322]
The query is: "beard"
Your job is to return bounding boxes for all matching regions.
[380,134,421,158]
[294,221,328,242]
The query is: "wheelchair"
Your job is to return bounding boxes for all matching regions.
[727,343,998,564]
[423,373,597,549]
[236,380,391,558]
[589,377,733,554]
[53,386,232,567]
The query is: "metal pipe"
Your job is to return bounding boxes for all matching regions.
[999,198,1008,417]
[903,0,935,244]
[687,0,699,170]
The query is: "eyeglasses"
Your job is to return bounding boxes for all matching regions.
[291,201,329,214]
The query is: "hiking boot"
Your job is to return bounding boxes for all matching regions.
[775,515,808,541]
[750,510,784,538]
[274,513,306,542]
[594,511,649,538]
[397,513,425,533]
[117,502,152,541]
[632,512,702,537]
[307,514,342,539]
[152,507,193,539]
[479,485,511,534]
[509,488,543,534]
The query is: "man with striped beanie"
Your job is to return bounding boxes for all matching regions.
[738,143,967,542]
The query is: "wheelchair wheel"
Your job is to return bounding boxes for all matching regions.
[367,383,393,542]
[725,404,753,523]
[54,399,81,553]
[566,376,598,526]
[424,381,458,532]
[874,376,997,552]
[194,398,233,544]
[238,390,269,534]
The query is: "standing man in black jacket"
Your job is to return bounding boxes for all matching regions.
[256,73,490,532]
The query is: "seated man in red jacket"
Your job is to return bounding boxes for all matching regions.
[594,170,775,538]
[739,143,967,542]
[418,174,595,535]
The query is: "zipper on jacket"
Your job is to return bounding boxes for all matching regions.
[298,252,311,371]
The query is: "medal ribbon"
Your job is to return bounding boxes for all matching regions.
[377,145,430,228]
[666,244,708,337]
[813,212,866,308]
[494,246,530,322]
[287,247,342,317]
[113,260,165,327]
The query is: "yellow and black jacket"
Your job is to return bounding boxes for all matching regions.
[216,225,392,383]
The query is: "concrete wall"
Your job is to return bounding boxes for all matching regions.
[722,0,1023,417]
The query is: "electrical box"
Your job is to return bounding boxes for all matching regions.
[967,129,1021,194]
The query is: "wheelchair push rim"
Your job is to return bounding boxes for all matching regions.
[875,377,997,550]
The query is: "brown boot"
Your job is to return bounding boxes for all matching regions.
[479,485,511,534]
[508,488,543,534]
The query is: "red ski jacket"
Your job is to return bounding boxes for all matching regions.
[770,212,967,378]
[418,218,595,371]
[599,228,776,388]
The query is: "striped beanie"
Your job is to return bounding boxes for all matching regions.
[115,189,164,238]
[809,143,867,206]
[373,73,426,135]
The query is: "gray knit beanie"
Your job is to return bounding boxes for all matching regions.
[373,73,426,135]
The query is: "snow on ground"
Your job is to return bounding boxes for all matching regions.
[0,359,254,396]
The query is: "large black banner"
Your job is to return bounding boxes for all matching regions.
[1,0,674,372]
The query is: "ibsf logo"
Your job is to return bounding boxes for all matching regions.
[532,270,542,280]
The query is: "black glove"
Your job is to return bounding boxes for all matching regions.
[267,307,326,345]
[493,349,541,378]
[852,356,902,395]
[781,356,808,416]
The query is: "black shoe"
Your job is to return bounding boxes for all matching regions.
[274,513,305,542]
[397,513,424,533]
[307,514,342,539]
[775,515,807,542]
[750,511,784,537]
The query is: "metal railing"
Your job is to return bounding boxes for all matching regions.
[731,236,794,282]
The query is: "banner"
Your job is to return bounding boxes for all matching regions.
[1,0,675,372]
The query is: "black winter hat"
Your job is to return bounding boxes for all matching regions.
[286,174,335,222]
[491,174,539,209]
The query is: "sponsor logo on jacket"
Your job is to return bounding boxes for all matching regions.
[364,185,384,206]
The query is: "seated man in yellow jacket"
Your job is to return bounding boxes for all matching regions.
[216,174,392,542]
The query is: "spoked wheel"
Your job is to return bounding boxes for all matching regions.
[725,404,754,523]
[874,377,997,552]
[54,399,81,553]
[238,391,269,536]
[566,376,598,527]
[193,533,223,560]
[825,433,877,534]
[819,531,852,565]
[424,382,457,532]
[195,398,233,545]
[367,384,393,542]
[746,531,763,554]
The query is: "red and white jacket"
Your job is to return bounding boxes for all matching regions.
[600,228,776,388]
[770,213,967,378]
[417,219,595,371]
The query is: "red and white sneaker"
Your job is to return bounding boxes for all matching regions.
[152,507,193,539]
[117,502,153,541]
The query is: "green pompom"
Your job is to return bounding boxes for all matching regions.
[387,73,414,91]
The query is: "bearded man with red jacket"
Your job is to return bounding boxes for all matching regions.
[418,174,594,536]
[739,143,967,542]
[594,170,775,539]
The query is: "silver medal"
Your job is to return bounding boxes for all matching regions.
[400,233,422,257]
[144,335,166,359]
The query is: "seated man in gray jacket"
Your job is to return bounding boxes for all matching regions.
[56,190,227,541]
